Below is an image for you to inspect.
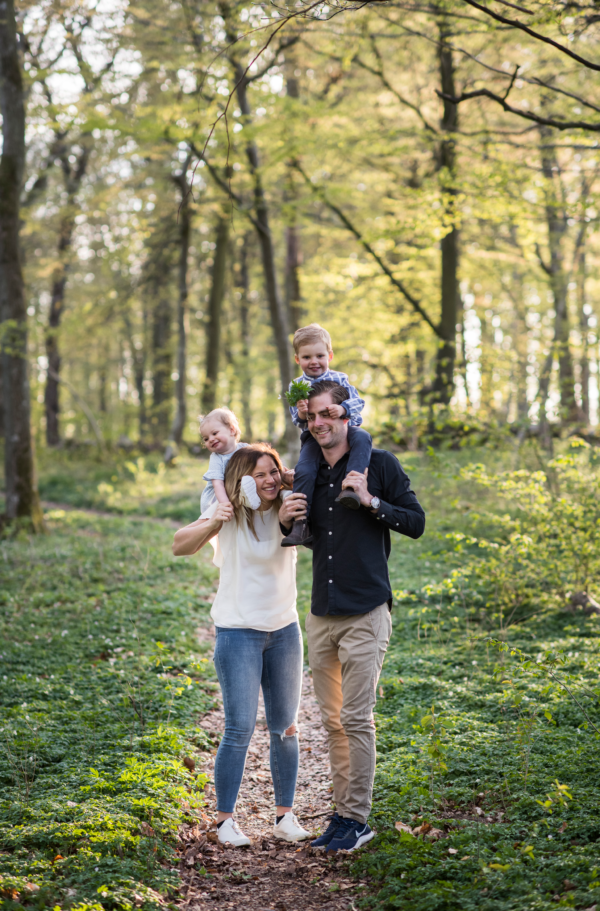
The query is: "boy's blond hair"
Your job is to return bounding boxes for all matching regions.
[293,323,332,354]
[199,407,242,443]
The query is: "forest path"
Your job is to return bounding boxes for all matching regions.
[176,625,364,911]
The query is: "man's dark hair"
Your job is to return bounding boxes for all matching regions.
[307,380,349,405]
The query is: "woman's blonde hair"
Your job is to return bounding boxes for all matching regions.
[225,443,286,538]
[199,407,241,444]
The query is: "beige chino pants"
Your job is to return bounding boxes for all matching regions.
[305,604,392,825]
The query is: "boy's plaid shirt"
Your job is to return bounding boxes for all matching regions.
[289,369,365,428]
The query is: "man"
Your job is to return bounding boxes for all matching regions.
[279,380,425,852]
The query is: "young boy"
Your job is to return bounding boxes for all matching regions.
[281,323,372,547]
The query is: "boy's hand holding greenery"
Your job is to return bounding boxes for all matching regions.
[284,378,312,407]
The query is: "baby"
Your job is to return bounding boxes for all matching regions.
[200,408,259,514]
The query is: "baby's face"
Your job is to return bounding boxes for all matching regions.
[295,343,333,378]
[201,419,237,454]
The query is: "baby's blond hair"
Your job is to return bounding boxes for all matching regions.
[199,407,242,444]
[293,323,332,354]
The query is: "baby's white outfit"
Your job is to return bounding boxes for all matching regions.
[200,442,248,514]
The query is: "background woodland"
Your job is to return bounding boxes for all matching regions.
[4,0,600,471]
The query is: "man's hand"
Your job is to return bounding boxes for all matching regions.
[214,502,234,523]
[325,403,346,419]
[279,492,307,529]
[296,399,309,420]
[342,468,372,508]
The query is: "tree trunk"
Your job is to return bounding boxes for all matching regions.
[170,165,191,444]
[431,27,459,406]
[201,216,229,414]
[284,70,303,332]
[0,0,43,529]
[577,250,590,423]
[151,293,172,442]
[123,306,148,443]
[44,141,91,446]
[227,44,296,452]
[539,126,582,425]
[236,234,253,440]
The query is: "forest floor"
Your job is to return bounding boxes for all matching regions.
[3,443,600,911]
[177,651,362,911]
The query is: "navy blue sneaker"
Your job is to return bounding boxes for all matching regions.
[327,817,374,853]
[310,812,342,848]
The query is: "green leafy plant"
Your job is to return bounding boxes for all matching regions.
[284,378,312,407]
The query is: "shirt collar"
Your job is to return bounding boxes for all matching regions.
[301,368,334,383]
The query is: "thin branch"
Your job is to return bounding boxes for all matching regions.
[459,0,600,72]
[294,161,440,337]
[437,88,600,131]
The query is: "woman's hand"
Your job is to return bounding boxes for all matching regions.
[281,467,295,489]
[214,502,234,523]
[173,512,224,556]
[279,492,307,530]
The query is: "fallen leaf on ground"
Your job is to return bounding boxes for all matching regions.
[448,847,458,854]
[395,821,413,835]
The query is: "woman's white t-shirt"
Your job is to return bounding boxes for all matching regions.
[201,492,298,632]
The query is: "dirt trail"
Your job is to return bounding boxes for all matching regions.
[176,628,368,911]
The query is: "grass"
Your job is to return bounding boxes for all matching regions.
[3,440,600,911]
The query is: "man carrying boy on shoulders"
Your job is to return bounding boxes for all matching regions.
[282,323,372,547]
[279,380,426,853]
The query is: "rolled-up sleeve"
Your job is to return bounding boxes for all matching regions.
[374,455,425,539]
[203,453,225,482]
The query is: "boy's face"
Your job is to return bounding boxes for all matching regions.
[295,343,333,378]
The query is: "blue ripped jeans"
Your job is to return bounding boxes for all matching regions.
[213,621,303,813]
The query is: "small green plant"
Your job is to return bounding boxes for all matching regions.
[415,704,450,796]
[284,378,312,406]
[536,779,573,816]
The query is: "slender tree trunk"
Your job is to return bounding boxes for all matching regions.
[0,0,43,529]
[151,292,172,442]
[201,216,229,414]
[44,142,91,446]
[236,234,253,440]
[538,126,582,425]
[431,27,459,406]
[284,71,303,332]
[225,37,295,451]
[577,250,590,423]
[170,165,191,444]
[123,307,148,443]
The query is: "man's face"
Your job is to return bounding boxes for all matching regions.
[307,392,348,450]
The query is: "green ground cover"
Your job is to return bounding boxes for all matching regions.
[2,442,600,911]
[0,510,219,911]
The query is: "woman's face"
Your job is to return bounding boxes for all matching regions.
[251,455,281,504]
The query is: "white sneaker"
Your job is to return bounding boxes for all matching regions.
[273,811,311,842]
[217,818,251,847]
[240,475,261,510]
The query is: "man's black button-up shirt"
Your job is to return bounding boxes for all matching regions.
[306,448,425,617]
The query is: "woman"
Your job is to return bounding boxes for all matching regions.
[172,443,310,847]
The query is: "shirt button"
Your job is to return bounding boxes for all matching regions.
[330,483,333,487]
[328,555,332,559]
[329,531,332,535]
[329,507,332,511]
[329,579,332,583]
[382,514,385,517]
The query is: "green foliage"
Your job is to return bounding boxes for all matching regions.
[405,450,600,630]
[283,379,312,408]
[350,450,600,911]
[0,510,218,910]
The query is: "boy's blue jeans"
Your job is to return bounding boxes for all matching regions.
[213,622,303,813]
[293,426,372,515]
